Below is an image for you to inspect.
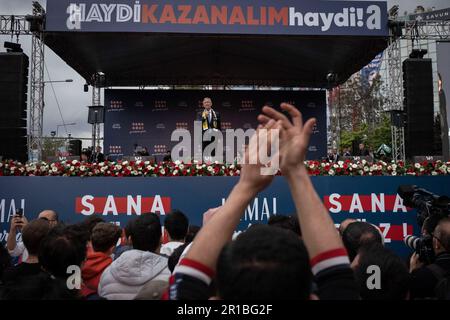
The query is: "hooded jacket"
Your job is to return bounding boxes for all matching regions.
[81,250,113,297]
[98,249,170,300]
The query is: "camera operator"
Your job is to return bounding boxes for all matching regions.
[409,217,450,299]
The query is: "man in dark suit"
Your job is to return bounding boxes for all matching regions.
[197,97,221,159]
[90,146,105,163]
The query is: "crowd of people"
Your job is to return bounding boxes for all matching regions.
[1,104,449,300]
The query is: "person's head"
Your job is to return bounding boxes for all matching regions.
[130,214,162,252]
[342,222,383,261]
[353,243,410,300]
[203,97,212,110]
[38,210,59,227]
[91,222,122,255]
[22,218,51,257]
[339,218,357,236]
[267,214,301,237]
[216,225,311,299]
[38,225,87,279]
[185,225,200,244]
[164,210,189,242]
[123,219,135,246]
[359,143,365,150]
[82,216,105,239]
[433,217,450,255]
[96,146,102,153]
[81,152,89,161]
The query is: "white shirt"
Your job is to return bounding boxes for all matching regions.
[160,241,184,257]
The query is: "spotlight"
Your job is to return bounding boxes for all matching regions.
[4,41,23,53]
[409,49,428,59]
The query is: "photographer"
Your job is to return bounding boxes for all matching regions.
[409,217,450,299]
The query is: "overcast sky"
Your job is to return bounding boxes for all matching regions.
[1,0,449,148]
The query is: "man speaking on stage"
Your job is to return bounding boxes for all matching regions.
[197,97,221,159]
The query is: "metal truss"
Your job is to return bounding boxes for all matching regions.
[402,19,450,41]
[1,3,46,162]
[383,19,450,162]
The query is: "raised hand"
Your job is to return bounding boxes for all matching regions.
[258,103,316,174]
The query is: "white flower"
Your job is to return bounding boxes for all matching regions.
[321,162,326,167]
[230,164,235,169]
[414,163,421,169]
[359,170,364,175]
[173,169,179,175]
[70,166,75,171]
[144,161,150,165]
[309,163,315,169]
[214,161,219,165]
[136,160,142,165]
[364,167,369,172]
[362,159,367,165]
[72,160,78,165]
[352,164,358,169]
[160,169,166,175]
[116,165,122,170]
[419,168,424,172]
[99,162,104,167]
[333,164,339,169]
[0,163,3,168]
[338,161,344,166]
[392,164,397,170]
[52,167,58,172]
[146,165,154,171]
[196,165,202,170]
[207,166,213,172]
[432,171,438,176]
[101,166,107,172]
[174,160,181,165]
[447,167,450,173]
[179,164,184,170]
[328,169,335,176]
[387,166,392,171]
[122,161,128,166]
[392,171,397,176]
[127,166,132,171]
[80,166,86,171]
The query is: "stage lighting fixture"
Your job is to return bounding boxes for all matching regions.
[409,49,428,59]
[4,41,23,53]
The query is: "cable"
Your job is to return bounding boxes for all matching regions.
[44,61,68,135]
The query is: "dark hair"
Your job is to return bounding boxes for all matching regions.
[38,225,87,279]
[354,243,410,300]
[82,216,105,238]
[216,225,311,299]
[22,219,51,255]
[91,222,122,252]
[185,225,200,244]
[342,222,383,261]
[164,210,189,241]
[268,214,301,237]
[436,217,450,252]
[168,243,189,273]
[124,219,135,238]
[131,214,162,252]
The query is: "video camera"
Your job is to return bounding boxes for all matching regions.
[398,185,450,263]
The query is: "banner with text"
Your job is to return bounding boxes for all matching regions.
[46,0,388,36]
[103,89,327,161]
[1,176,450,257]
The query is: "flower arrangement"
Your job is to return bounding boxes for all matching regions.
[0,159,449,177]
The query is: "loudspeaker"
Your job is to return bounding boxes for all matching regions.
[88,106,105,124]
[68,140,82,156]
[402,58,434,159]
[0,52,29,162]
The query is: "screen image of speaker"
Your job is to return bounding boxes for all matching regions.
[402,58,434,159]
[68,140,82,156]
[0,52,29,162]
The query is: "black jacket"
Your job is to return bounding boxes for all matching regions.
[410,252,450,299]
[197,109,221,132]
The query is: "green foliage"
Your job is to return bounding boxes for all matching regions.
[340,114,391,151]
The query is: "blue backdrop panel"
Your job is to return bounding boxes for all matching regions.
[104,89,327,160]
[1,176,450,257]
